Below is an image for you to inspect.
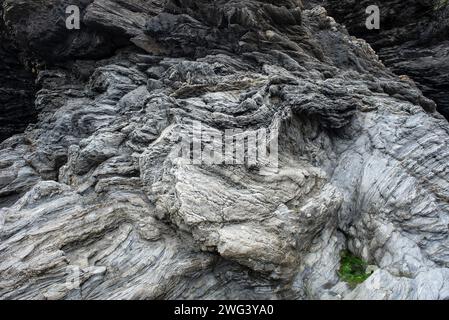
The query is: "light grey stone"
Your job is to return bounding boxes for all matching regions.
[1,0,448,300]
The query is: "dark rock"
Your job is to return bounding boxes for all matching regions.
[0,2,37,141]
[1,0,164,62]
[310,0,449,119]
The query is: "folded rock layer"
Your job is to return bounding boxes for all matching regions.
[1,0,449,300]
[311,0,449,120]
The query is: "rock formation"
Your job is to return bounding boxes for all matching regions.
[0,2,37,141]
[311,0,449,119]
[1,0,449,300]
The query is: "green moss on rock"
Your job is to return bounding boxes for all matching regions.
[338,251,371,287]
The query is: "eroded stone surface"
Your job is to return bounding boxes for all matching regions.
[1,0,449,300]
[312,0,449,119]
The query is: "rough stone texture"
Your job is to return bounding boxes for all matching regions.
[1,0,449,300]
[311,0,449,119]
[0,1,37,141]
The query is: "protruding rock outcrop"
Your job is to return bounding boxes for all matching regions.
[1,0,449,300]
[311,0,449,119]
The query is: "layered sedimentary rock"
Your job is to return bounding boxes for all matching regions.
[310,0,449,119]
[1,0,449,300]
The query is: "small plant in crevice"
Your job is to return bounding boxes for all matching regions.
[338,250,372,288]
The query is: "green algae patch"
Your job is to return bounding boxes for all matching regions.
[338,251,371,287]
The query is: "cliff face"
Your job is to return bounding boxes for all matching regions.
[1,0,449,300]
[313,0,449,119]
[0,2,37,141]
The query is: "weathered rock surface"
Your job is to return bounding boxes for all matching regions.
[311,0,449,119]
[1,0,449,300]
[0,2,37,141]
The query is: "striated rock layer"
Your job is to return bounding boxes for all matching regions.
[1,0,449,299]
[310,0,449,120]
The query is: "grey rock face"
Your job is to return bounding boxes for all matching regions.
[311,0,449,120]
[1,0,449,300]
